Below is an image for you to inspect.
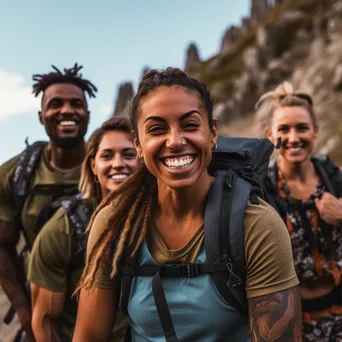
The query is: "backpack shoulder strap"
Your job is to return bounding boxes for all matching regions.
[267,159,278,187]
[311,154,342,196]
[11,141,47,243]
[61,194,93,271]
[204,170,250,315]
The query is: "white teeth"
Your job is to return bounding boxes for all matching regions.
[110,174,128,180]
[59,120,76,126]
[289,147,303,152]
[164,156,194,168]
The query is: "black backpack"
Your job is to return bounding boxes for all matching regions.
[119,136,285,342]
[11,141,79,248]
[60,193,93,271]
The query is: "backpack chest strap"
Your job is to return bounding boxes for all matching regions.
[121,262,233,278]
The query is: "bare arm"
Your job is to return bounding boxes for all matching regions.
[248,287,302,342]
[73,287,116,342]
[30,283,65,342]
[0,220,35,341]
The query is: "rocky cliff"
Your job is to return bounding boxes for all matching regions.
[187,0,342,163]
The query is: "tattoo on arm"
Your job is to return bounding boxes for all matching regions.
[248,287,302,342]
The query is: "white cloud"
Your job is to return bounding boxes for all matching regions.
[99,103,113,116]
[0,69,40,120]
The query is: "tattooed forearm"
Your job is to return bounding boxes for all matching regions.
[248,287,302,342]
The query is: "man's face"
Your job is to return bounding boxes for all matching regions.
[39,83,89,149]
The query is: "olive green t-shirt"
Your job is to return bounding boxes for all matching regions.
[0,148,80,250]
[87,197,298,299]
[28,206,128,342]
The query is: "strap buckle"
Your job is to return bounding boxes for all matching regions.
[181,264,200,277]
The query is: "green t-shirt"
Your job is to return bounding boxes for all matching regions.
[0,148,80,250]
[28,206,128,342]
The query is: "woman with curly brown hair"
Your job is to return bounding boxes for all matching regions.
[258,82,342,341]
[73,68,301,342]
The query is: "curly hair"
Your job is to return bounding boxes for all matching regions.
[32,63,97,102]
[77,67,214,292]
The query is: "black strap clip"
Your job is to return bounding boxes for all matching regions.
[181,264,200,277]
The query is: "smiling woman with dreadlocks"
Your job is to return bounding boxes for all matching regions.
[258,82,342,341]
[0,64,96,341]
[73,68,301,342]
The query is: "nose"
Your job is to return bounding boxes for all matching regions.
[112,154,125,169]
[288,129,300,144]
[60,101,75,114]
[166,128,184,150]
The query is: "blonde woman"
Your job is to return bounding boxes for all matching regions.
[258,82,342,341]
[27,117,138,342]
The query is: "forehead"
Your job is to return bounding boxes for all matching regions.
[272,106,312,125]
[98,130,133,150]
[42,83,86,104]
[139,86,203,121]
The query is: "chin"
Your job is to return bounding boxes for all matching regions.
[52,136,84,149]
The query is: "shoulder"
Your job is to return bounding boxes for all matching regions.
[41,207,72,236]
[30,207,73,265]
[0,154,21,178]
[244,197,283,231]
[244,197,292,264]
[87,203,114,255]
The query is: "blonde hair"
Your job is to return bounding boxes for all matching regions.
[79,117,133,200]
[255,81,316,127]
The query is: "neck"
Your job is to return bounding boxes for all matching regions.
[156,171,213,221]
[278,157,315,183]
[48,140,86,170]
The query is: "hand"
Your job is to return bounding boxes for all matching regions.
[314,192,342,225]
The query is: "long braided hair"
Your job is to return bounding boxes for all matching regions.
[77,67,214,291]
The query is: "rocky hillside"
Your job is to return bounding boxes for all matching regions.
[187,0,342,163]
[113,0,342,163]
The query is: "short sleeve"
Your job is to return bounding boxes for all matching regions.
[28,208,72,292]
[244,199,299,298]
[86,204,115,289]
[0,155,20,223]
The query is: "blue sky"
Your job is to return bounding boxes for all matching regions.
[0,0,249,164]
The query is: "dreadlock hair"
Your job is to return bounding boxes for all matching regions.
[32,63,97,101]
[79,117,133,202]
[77,67,214,292]
[255,81,317,128]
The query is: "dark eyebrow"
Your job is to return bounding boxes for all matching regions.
[144,110,201,124]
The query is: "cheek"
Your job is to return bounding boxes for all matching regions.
[126,159,139,171]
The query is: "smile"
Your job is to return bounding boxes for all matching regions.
[163,155,194,169]
[109,174,128,180]
[286,145,305,152]
[58,120,78,126]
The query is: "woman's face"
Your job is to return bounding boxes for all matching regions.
[91,130,138,198]
[266,106,317,165]
[134,86,217,190]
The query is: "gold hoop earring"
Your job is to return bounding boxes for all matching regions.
[94,175,99,183]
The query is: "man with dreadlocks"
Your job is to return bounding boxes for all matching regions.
[0,63,97,341]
